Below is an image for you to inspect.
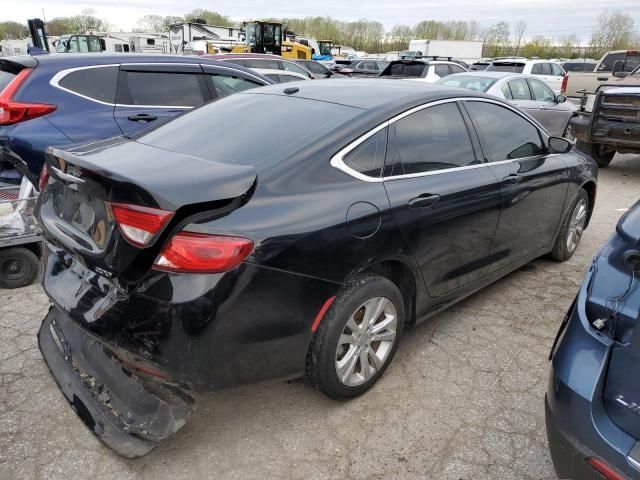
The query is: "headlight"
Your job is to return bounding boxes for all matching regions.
[584,94,596,113]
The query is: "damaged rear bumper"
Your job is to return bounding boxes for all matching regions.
[38,307,194,458]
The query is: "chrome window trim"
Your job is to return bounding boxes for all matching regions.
[51,63,266,109]
[330,96,550,183]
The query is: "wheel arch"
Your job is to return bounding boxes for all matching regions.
[580,180,596,228]
[355,258,418,325]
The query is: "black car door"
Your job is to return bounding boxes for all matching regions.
[383,101,502,297]
[463,100,569,270]
[114,63,210,137]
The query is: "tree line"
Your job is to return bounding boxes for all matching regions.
[1,9,637,60]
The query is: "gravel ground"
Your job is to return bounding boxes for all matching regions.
[1,154,639,480]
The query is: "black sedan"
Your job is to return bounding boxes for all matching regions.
[35,79,597,457]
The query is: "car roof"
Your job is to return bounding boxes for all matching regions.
[243,78,497,111]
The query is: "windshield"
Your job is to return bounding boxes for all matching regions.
[318,42,332,56]
[137,93,362,168]
[436,75,497,92]
[487,63,525,73]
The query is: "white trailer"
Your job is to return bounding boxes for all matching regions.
[406,39,484,62]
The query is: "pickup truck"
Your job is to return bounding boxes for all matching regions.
[568,65,640,167]
[561,50,640,98]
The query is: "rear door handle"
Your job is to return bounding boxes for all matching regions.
[503,174,522,185]
[408,194,440,209]
[127,113,158,122]
[597,76,609,81]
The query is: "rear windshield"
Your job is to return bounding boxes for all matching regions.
[562,62,596,72]
[486,63,525,73]
[436,75,497,92]
[384,62,426,77]
[137,93,361,167]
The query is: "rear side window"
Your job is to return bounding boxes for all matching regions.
[450,64,466,74]
[208,75,261,98]
[278,74,302,83]
[59,66,119,103]
[0,66,20,93]
[122,72,204,106]
[391,102,477,175]
[506,79,531,100]
[434,64,450,77]
[343,128,387,177]
[624,53,640,73]
[487,63,524,73]
[303,62,328,75]
[282,61,311,77]
[465,101,545,162]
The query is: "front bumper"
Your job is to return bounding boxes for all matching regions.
[39,307,194,458]
[546,268,640,479]
[569,113,640,153]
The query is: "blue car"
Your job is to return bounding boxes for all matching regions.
[0,54,271,183]
[547,199,640,479]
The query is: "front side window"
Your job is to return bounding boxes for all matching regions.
[598,52,624,72]
[278,74,302,83]
[242,58,281,70]
[391,102,477,175]
[282,61,311,77]
[209,75,261,98]
[304,62,328,75]
[551,63,565,76]
[343,128,387,177]
[88,36,102,52]
[465,101,545,162]
[450,64,465,74]
[123,72,204,106]
[529,79,555,102]
[501,83,513,99]
[507,79,531,100]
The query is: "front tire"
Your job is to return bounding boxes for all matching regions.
[576,140,615,168]
[550,189,589,262]
[306,275,404,400]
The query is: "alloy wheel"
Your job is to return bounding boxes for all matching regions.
[335,296,397,387]
[566,198,587,254]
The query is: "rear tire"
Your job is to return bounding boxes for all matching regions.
[550,189,589,262]
[576,140,615,168]
[306,275,404,400]
[0,247,39,289]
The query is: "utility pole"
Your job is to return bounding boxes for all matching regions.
[42,8,46,23]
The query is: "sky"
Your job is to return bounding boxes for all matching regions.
[3,0,640,39]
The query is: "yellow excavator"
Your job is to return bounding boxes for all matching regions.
[231,21,311,60]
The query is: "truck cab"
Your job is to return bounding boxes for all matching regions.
[54,34,104,53]
[562,50,640,98]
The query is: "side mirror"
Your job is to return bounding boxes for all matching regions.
[549,136,572,153]
[555,94,567,104]
[612,60,624,78]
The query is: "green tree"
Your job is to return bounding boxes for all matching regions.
[137,14,166,33]
[484,21,510,57]
[590,10,635,58]
[45,17,76,36]
[0,21,29,39]
[184,9,231,26]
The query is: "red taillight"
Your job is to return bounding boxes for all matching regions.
[153,233,253,274]
[0,68,56,125]
[585,457,624,480]
[38,164,49,192]
[109,202,174,247]
[561,74,568,94]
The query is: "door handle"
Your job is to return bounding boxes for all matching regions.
[408,194,440,209]
[127,113,158,122]
[597,76,609,81]
[503,174,522,185]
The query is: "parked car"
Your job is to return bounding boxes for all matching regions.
[294,59,348,78]
[568,66,640,167]
[204,53,317,79]
[0,54,272,183]
[253,68,309,83]
[487,58,566,93]
[547,198,640,480]
[436,71,578,137]
[561,50,640,98]
[331,58,389,77]
[35,79,596,457]
[562,60,598,73]
[379,59,467,82]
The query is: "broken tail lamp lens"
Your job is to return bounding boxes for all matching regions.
[110,203,174,247]
[153,233,254,274]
